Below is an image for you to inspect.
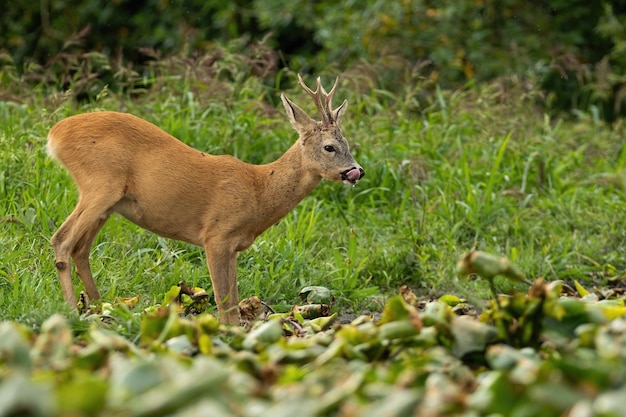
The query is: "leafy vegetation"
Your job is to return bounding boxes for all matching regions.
[2,270,626,416]
[1,31,626,415]
[2,1,626,118]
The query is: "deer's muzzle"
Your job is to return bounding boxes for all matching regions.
[342,167,365,184]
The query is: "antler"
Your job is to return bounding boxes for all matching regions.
[297,74,340,125]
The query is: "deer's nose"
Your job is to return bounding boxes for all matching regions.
[342,167,364,184]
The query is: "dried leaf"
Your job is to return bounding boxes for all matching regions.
[400,285,419,307]
[115,294,141,309]
[239,296,265,322]
[293,304,331,319]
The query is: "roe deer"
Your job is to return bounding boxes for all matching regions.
[48,75,364,324]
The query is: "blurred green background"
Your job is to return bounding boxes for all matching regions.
[2,0,626,120]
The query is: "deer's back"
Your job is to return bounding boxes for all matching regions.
[48,111,187,163]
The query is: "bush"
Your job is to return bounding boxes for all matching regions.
[540,2,626,121]
[1,0,625,119]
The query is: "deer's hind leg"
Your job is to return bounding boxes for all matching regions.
[52,192,119,307]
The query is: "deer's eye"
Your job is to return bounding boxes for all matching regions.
[324,145,336,153]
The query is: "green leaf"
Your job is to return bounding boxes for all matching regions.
[306,312,338,332]
[359,388,420,417]
[574,280,590,297]
[56,371,108,416]
[30,314,73,370]
[379,320,421,341]
[486,345,540,384]
[379,295,421,326]
[456,250,526,283]
[421,301,452,327]
[0,373,55,416]
[120,357,232,417]
[242,320,283,351]
[298,286,333,305]
[468,371,519,415]
[165,335,196,355]
[587,299,626,321]
[439,294,464,307]
[163,285,181,305]
[450,317,498,357]
[140,305,194,346]
[0,322,32,371]
[593,387,626,416]
[527,381,582,411]
[108,357,167,406]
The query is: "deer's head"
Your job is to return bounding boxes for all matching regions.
[281,75,364,185]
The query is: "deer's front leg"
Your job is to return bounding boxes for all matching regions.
[204,243,240,325]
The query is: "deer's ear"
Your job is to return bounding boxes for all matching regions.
[281,93,316,131]
[332,99,348,126]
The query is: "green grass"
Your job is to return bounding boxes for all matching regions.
[1,67,626,325]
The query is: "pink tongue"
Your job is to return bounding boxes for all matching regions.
[346,168,360,182]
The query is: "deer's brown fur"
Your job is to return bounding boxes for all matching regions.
[48,75,364,324]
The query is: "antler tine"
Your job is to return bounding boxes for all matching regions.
[297,74,332,125]
[297,73,319,97]
[324,76,339,116]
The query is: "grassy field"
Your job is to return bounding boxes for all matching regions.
[2,57,626,415]
[2,63,626,324]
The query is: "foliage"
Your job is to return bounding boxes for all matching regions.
[1,41,626,415]
[1,273,626,416]
[2,1,626,118]
[540,3,626,120]
[2,48,626,321]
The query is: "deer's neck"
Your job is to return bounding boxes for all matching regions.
[256,142,321,230]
